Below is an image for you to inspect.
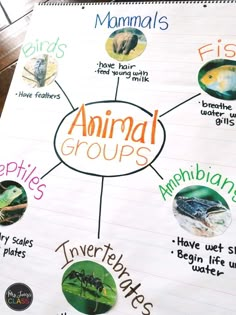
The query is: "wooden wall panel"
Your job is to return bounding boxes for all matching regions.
[0,0,132,115]
[1,0,35,23]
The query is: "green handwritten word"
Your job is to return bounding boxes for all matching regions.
[159,163,236,202]
[22,37,67,58]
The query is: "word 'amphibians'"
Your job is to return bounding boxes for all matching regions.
[22,37,67,58]
[0,160,46,200]
[95,11,168,30]
[159,163,236,202]
[56,241,153,315]
[198,39,236,61]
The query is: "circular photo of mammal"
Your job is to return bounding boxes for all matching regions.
[62,260,117,314]
[0,181,27,226]
[198,59,236,100]
[22,54,58,88]
[173,185,231,237]
[106,27,147,61]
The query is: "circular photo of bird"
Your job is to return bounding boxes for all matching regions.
[173,185,231,237]
[0,181,27,226]
[22,54,58,88]
[198,59,236,100]
[106,27,147,61]
[62,260,117,315]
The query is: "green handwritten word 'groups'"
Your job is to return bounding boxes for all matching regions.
[159,163,236,202]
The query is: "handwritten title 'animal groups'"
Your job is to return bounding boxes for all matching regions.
[54,102,164,177]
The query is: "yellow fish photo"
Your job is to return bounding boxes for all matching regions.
[198,59,236,100]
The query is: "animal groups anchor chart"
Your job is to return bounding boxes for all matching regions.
[1,1,236,314]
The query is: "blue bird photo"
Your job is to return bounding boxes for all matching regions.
[34,55,48,87]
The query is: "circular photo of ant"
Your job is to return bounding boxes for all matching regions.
[173,185,231,237]
[22,54,58,88]
[0,181,27,226]
[62,260,117,314]
[106,27,147,61]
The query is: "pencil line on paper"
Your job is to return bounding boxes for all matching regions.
[97,176,105,239]
[55,80,75,110]
[150,164,164,180]
[41,162,62,179]
[160,93,201,117]
[114,77,120,100]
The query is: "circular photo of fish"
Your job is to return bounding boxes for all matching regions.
[106,27,147,61]
[198,59,236,100]
[0,181,27,226]
[173,185,231,237]
[22,54,58,88]
[62,260,117,314]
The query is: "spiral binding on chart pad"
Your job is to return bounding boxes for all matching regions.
[39,1,236,6]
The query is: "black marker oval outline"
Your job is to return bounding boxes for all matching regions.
[54,100,166,178]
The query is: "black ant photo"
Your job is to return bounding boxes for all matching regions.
[62,269,115,298]
[62,262,117,314]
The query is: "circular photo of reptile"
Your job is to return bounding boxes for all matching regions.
[173,185,231,237]
[22,54,58,88]
[0,181,27,226]
[106,27,147,61]
[62,260,117,314]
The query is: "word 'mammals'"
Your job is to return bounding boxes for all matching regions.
[95,11,168,30]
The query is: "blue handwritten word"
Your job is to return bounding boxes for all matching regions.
[95,11,168,30]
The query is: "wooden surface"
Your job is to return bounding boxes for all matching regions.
[0,0,113,115]
[0,0,41,114]
[0,0,172,114]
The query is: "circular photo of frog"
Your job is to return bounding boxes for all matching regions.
[0,181,27,226]
[22,54,58,88]
[62,260,117,314]
[106,27,147,61]
[173,185,231,237]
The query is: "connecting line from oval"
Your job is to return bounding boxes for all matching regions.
[39,78,200,239]
[160,93,201,118]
